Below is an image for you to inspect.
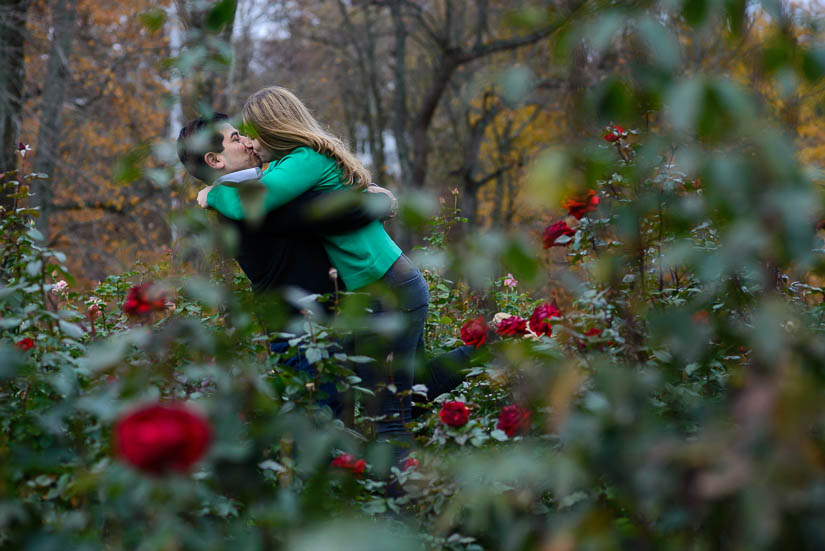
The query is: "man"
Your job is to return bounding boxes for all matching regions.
[177,113,394,306]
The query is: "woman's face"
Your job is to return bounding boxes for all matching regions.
[250,138,275,163]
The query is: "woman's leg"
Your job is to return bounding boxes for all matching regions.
[358,255,429,450]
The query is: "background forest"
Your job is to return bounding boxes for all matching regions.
[6,0,825,549]
[6,0,823,279]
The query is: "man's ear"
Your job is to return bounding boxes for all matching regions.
[204,152,224,170]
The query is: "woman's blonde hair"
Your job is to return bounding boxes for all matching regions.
[242,86,371,190]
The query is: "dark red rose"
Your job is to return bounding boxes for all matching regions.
[114,403,212,475]
[331,453,366,477]
[403,457,419,470]
[577,328,604,350]
[123,283,166,317]
[561,190,600,219]
[439,401,470,427]
[529,303,561,337]
[497,405,531,437]
[460,316,489,348]
[496,315,528,337]
[542,220,576,248]
[16,337,34,351]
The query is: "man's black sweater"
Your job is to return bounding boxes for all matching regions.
[219,189,387,297]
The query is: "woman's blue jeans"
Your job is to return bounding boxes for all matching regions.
[356,254,429,443]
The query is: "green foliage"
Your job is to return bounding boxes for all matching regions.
[6,1,825,549]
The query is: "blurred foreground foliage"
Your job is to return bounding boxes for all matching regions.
[5,1,825,550]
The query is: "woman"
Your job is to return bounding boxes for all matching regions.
[202,86,428,454]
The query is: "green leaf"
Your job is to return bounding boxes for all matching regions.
[666,77,703,133]
[305,346,324,365]
[500,65,534,107]
[205,0,237,32]
[26,226,44,242]
[0,318,21,329]
[345,355,375,363]
[139,8,167,31]
[0,345,22,379]
[801,48,825,84]
[25,259,42,277]
[725,0,747,36]
[584,12,624,54]
[682,0,709,26]
[637,17,681,70]
[113,143,151,185]
[58,320,85,340]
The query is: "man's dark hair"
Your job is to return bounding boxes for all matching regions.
[177,113,229,182]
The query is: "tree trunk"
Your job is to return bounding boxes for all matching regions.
[0,0,31,212]
[176,0,238,120]
[32,0,79,235]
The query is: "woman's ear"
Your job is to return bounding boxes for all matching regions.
[204,152,224,170]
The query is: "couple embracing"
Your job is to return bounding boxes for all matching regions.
[177,86,466,457]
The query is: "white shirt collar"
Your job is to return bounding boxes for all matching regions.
[214,167,263,186]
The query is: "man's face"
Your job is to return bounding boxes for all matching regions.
[207,123,262,175]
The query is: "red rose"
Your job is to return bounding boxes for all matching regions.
[542,220,576,248]
[496,315,528,337]
[603,125,625,142]
[16,337,34,351]
[403,457,419,470]
[114,403,212,475]
[529,303,561,337]
[497,405,531,437]
[460,316,489,348]
[331,453,366,477]
[123,283,167,317]
[439,401,470,427]
[561,190,600,219]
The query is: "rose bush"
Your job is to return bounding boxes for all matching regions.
[4,3,825,549]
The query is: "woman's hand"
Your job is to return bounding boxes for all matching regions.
[197,185,214,208]
[366,184,398,220]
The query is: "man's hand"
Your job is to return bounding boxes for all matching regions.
[197,185,214,208]
[366,184,398,221]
